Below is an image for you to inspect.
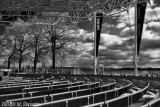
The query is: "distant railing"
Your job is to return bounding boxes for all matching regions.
[11,68,82,75]
[11,69,156,76]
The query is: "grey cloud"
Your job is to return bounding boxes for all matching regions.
[84,37,94,43]
[139,53,154,62]
[89,49,130,61]
[141,39,160,50]
[146,22,160,33]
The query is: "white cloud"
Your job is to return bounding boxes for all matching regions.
[148,21,160,27]
[99,45,106,50]
[142,30,157,39]
[118,7,135,26]
[150,0,156,6]
[78,29,94,41]
[103,23,113,28]
[142,23,160,39]
[117,1,160,26]
[78,29,85,35]
[121,26,134,36]
[101,33,122,46]
[117,23,126,28]
[144,50,160,58]
[84,43,93,51]
[145,5,160,22]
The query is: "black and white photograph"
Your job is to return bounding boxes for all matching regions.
[0,0,160,107]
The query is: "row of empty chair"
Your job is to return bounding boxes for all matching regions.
[111,78,160,107]
[0,81,104,107]
[141,97,160,107]
[1,75,153,107]
[0,81,83,95]
[25,82,101,97]
[81,84,149,107]
[23,81,85,92]
[0,80,69,88]
[28,83,131,107]
[0,81,80,102]
[7,82,116,107]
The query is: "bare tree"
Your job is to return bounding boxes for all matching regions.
[27,12,80,68]
[5,21,32,69]
[44,21,81,68]
[0,35,6,57]
[15,25,31,69]
[7,40,17,69]
[3,27,18,69]
[27,23,49,70]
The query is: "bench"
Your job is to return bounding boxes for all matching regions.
[0,92,27,107]
[5,82,115,106]
[141,97,160,107]
[31,95,92,107]
[7,95,48,107]
[81,84,149,107]
[31,83,131,107]
[0,86,25,95]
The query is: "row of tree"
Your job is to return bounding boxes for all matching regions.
[0,13,83,70]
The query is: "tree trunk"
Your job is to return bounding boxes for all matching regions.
[51,37,56,69]
[34,53,38,70]
[7,43,16,69]
[7,56,11,69]
[34,37,38,71]
[18,51,22,69]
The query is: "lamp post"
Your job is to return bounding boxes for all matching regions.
[134,0,138,76]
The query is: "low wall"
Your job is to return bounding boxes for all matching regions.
[10,73,160,81]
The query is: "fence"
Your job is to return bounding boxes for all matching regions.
[11,68,81,75]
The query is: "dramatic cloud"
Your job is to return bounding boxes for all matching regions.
[100,33,123,46]
[117,6,135,26]
[117,23,126,29]
[139,53,154,62]
[121,26,134,37]
[146,21,160,34]
[73,0,160,67]
[145,6,160,22]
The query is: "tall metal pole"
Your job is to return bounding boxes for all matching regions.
[134,0,138,76]
[94,12,97,75]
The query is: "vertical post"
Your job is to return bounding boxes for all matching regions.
[94,13,97,75]
[134,0,138,76]
[102,65,104,75]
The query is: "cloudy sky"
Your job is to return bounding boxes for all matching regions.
[1,0,160,68]
[70,0,160,67]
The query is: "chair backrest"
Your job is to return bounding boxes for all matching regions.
[141,97,160,107]
[30,82,129,107]
[31,95,92,107]
[6,95,48,106]
[80,84,149,107]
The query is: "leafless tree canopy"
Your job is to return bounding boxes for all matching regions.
[0,13,84,69]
